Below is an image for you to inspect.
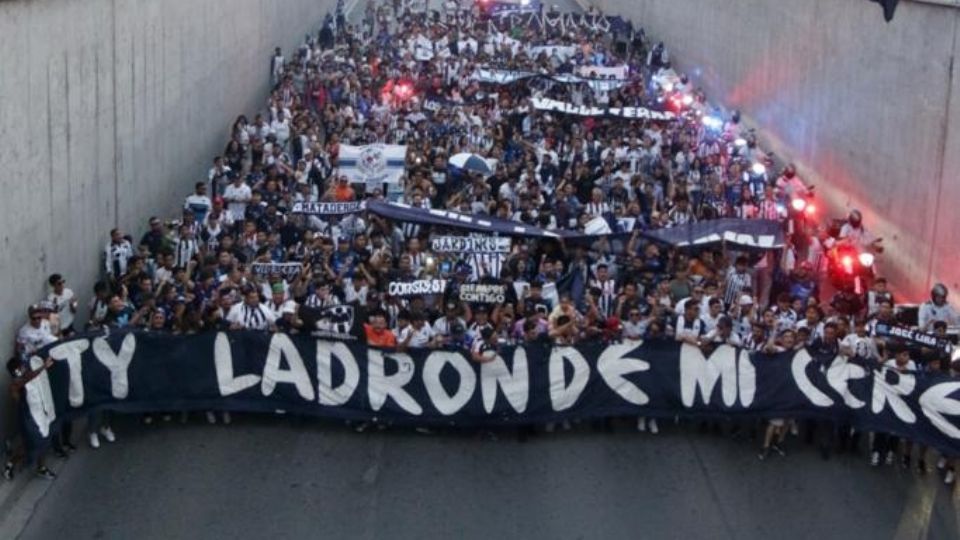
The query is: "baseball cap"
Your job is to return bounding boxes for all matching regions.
[739,295,754,306]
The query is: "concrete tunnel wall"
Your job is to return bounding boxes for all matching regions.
[592,0,960,307]
[0,0,335,410]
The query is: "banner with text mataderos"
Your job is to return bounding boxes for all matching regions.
[20,331,960,455]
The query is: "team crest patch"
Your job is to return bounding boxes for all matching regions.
[358,146,386,177]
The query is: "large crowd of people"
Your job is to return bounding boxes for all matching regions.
[5,0,960,485]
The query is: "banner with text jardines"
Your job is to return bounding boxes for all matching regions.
[20,330,960,455]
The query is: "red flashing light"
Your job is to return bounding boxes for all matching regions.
[804,204,816,216]
[841,255,855,274]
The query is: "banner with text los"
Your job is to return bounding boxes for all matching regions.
[21,333,960,455]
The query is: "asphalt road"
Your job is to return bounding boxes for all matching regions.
[12,415,960,540]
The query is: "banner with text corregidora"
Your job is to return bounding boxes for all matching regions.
[19,331,960,455]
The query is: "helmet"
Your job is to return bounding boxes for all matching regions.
[932,283,948,302]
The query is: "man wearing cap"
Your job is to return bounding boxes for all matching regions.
[512,299,549,342]
[267,282,297,320]
[47,274,78,337]
[138,217,168,258]
[467,305,493,345]
[470,327,499,364]
[433,302,467,341]
[16,305,58,361]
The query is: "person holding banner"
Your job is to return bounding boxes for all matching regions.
[4,356,58,480]
[227,287,278,331]
[470,327,499,364]
[398,311,441,350]
[364,310,397,348]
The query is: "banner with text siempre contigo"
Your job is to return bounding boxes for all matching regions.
[20,331,960,455]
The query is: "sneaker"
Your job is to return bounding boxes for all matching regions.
[636,418,646,432]
[88,432,101,449]
[35,466,56,480]
[945,470,956,485]
[143,415,154,425]
[415,427,433,435]
[885,451,895,466]
[3,462,14,481]
[100,427,116,443]
[222,412,232,425]
[649,419,659,435]
[758,448,769,461]
[206,412,217,424]
[354,422,369,433]
[871,451,880,467]
[771,443,786,457]
[937,457,947,470]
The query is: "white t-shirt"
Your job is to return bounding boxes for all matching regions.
[795,319,825,342]
[433,316,467,337]
[399,324,435,348]
[48,288,76,330]
[675,315,705,341]
[623,319,647,340]
[223,183,252,222]
[17,324,57,358]
[184,194,212,221]
[884,358,918,372]
[841,333,878,359]
[918,301,958,332]
[266,299,297,318]
[700,312,723,335]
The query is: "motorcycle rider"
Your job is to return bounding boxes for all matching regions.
[838,210,882,252]
[918,283,958,332]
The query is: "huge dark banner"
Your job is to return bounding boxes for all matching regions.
[20,331,960,455]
